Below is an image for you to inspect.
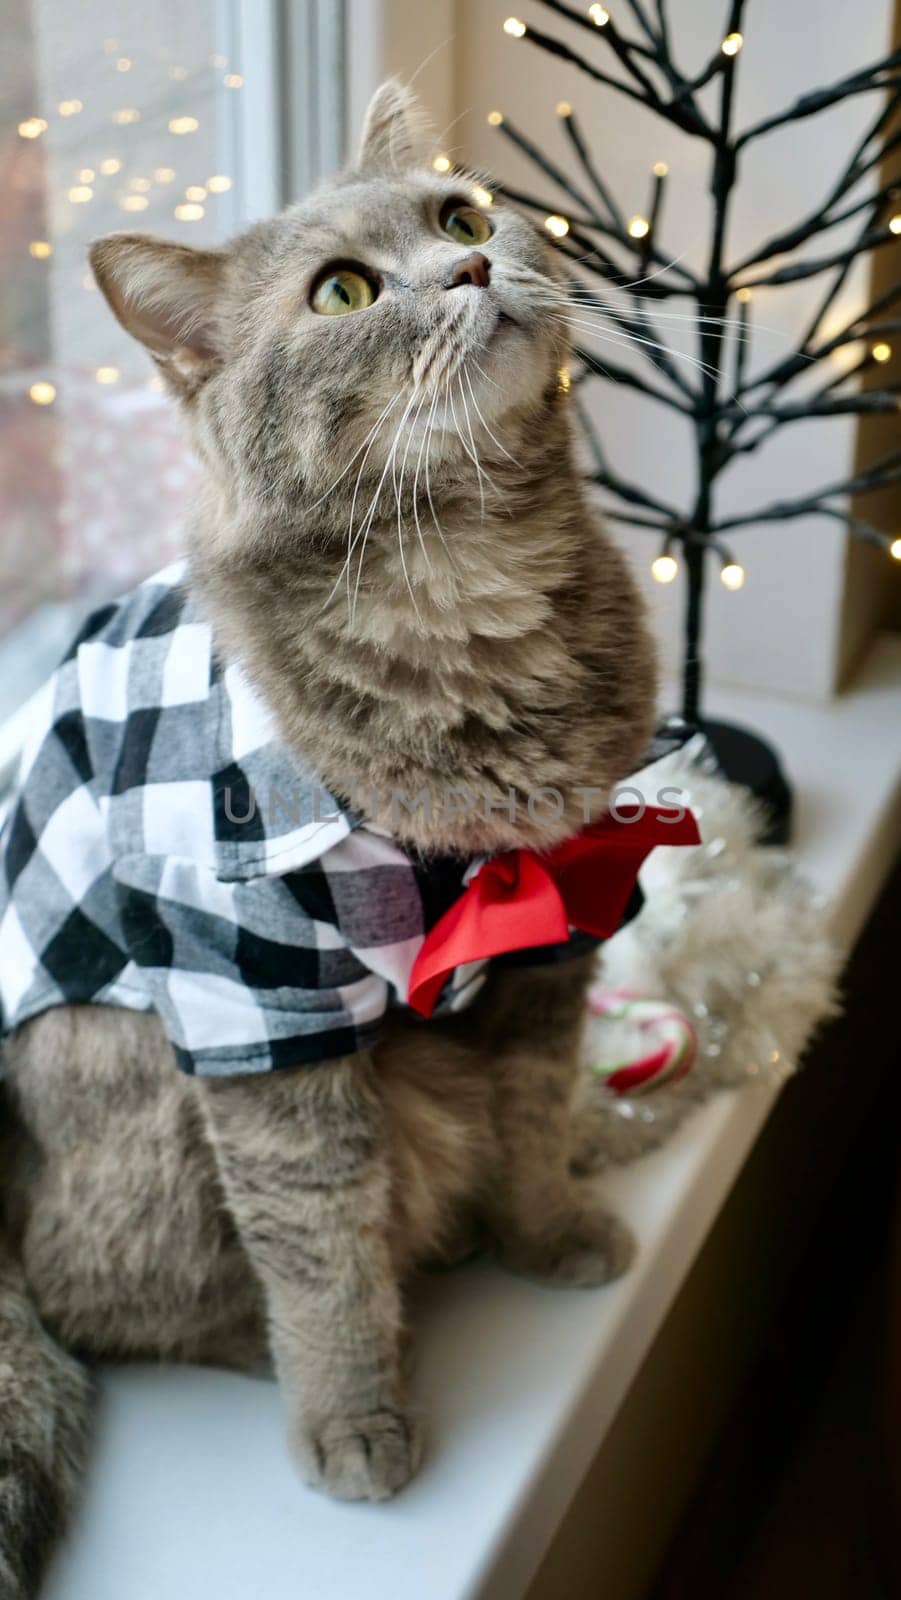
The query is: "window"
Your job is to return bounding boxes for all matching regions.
[1,0,345,748]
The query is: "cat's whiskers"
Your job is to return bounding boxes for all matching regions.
[395,389,432,606]
[318,386,409,616]
[351,385,424,628]
[462,365,521,467]
[305,390,403,517]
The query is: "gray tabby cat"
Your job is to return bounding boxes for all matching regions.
[0,81,656,1594]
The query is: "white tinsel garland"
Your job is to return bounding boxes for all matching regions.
[574,741,842,1170]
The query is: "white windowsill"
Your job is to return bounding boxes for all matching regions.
[38,634,901,1600]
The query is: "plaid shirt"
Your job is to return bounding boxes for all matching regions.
[1,561,618,1078]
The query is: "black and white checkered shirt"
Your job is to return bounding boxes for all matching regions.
[2,561,620,1077]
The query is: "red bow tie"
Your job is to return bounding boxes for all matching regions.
[407,804,700,1017]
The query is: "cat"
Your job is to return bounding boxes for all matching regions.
[0,80,656,1593]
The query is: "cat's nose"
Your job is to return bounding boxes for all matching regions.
[447,253,491,289]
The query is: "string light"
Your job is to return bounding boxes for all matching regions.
[628,215,650,239]
[871,341,892,363]
[58,99,83,116]
[556,101,572,118]
[890,537,901,561]
[890,215,901,235]
[29,240,53,259]
[185,184,206,200]
[544,214,570,237]
[28,381,56,406]
[119,193,149,211]
[112,108,140,124]
[174,202,205,221]
[720,561,746,590]
[115,57,132,72]
[588,4,610,25]
[78,167,95,183]
[130,176,152,192]
[223,73,244,88]
[206,174,232,192]
[473,185,494,206]
[653,161,669,178]
[169,116,199,134]
[18,117,47,138]
[651,553,678,583]
[431,154,452,173]
[67,185,93,204]
[721,32,743,56]
[154,166,176,183]
[95,366,120,384]
[487,110,504,126]
[99,157,122,175]
[503,17,527,36]
[736,286,753,303]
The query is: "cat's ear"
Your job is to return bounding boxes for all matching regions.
[89,233,227,394]
[357,79,426,173]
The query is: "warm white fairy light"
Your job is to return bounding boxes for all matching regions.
[557,366,571,393]
[628,214,650,239]
[890,215,901,235]
[185,184,206,201]
[720,561,745,590]
[503,16,527,36]
[206,174,232,192]
[174,202,205,221]
[95,366,120,384]
[99,157,122,175]
[487,109,504,126]
[653,161,669,178]
[68,185,93,204]
[169,116,199,134]
[872,341,892,363]
[119,193,149,211]
[29,381,56,406]
[890,537,901,561]
[29,240,52,259]
[736,286,753,303]
[651,554,678,583]
[556,100,572,118]
[721,32,743,56]
[130,176,151,192]
[432,154,452,173]
[58,99,83,116]
[78,167,95,183]
[544,214,570,237]
[473,185,494,206]
[19,117,47,138]
[223,73,244,88]
[588,4,610,25]
[154,166,176,183]
[113,108,140,124]
[115,56,132,72]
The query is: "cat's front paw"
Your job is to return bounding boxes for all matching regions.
[495,1208,635,1288]
[295,1408,423,1502]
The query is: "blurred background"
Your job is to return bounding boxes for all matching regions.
[2,0,898,751]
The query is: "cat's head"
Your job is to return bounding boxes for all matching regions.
[89,80,569,509]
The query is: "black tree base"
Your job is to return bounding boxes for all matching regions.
[657,716,793,846]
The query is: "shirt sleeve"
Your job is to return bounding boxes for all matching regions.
[113,854,388,1075]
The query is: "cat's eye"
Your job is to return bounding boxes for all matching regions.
[440,203,493,247]
[311,267,377,316]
